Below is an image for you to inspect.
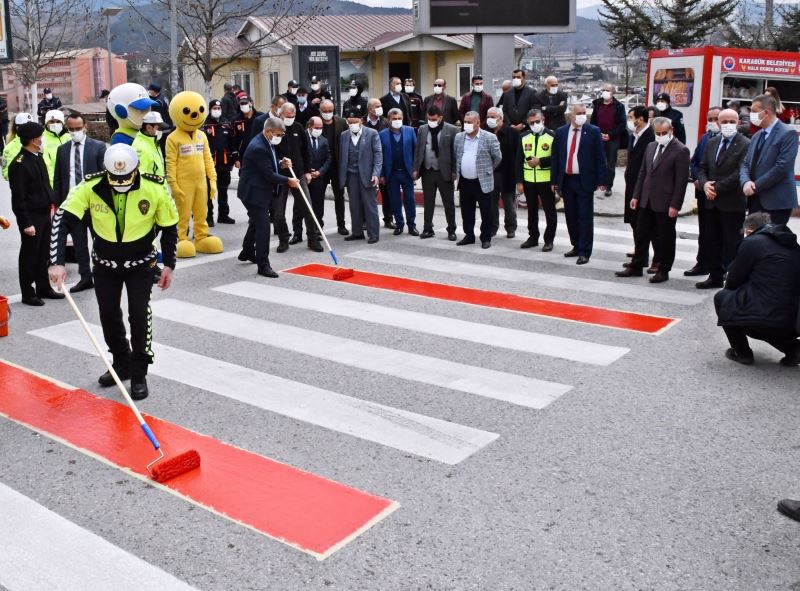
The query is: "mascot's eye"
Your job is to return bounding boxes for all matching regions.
[182,107,190,115]
[199,106,205,113]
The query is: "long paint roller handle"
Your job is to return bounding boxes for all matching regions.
[287,166,337,262]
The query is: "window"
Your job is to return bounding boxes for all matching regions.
[457,64,473,98]
[652,68,694,107]
[231,72,254,99]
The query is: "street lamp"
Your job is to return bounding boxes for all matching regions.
[101,7,122,90]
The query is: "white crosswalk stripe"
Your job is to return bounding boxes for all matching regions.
[29,321,499,465]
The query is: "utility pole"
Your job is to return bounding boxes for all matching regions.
[101,7,122,89]
[170,0,178,96]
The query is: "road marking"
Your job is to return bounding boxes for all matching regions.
[346,250,705,306]
[31,322,498,465]
[0,359,397,560]
[149,299,571,409]
[284,264,676,334]
[215,281,629,366]
[0,481,199,591]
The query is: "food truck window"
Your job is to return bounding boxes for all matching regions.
[653,68,694,107]
[765,80,800,105]
[722,77,763,104]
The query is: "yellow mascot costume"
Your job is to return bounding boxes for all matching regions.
[166,91,222,258]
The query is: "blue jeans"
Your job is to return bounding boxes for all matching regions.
[388,169,416,229]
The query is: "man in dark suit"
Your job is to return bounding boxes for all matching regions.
[696,108,750,289]
[423,78,460,126]
[624,106,655,242]
[380,77,412,127]
[319,99,350,234]
[238,118,300,278]
[485,106,519,239]
[499,69,539,132]
[740,93,800,225]
[616,117,690,283]
[551,104,607,264]
[53,114,107,293]
[413,105,458,240]
[364,97,395,229]
[303,116,332,231]
[536,76,568,131]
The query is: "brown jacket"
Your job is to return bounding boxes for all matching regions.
[633,138,690,213]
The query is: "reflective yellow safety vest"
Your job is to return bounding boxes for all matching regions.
[43,130,71,187]
[2,136,21,180]
[132,132,166,177]
[520,130,554,184]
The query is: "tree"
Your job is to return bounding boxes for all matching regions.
[598,0,646,92]
[9,0,96,111]
[772,3,800,52]
[127,0,328,100]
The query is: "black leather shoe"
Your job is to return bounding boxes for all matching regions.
[70,277,94,293]
[367,236,379,244]
[481,241,491,249]
[238,250,256,263]
[420,230,435,239]
[542,243,554,252]
[99,365,130,387]
[338,226,350,236]
[779,344,800,367]
[276,241,289,253]
[649,271,669,283]
[22,297,44,306]
[563,248,578,257]
[344,233,365,241]
[408,227,419,237]
[308,241,324,253]
[777,499,800,522]
[38,290,65,300]
[130,377,149,401]
[506,231,515,239]
[257,264,279,278]
[520,237,538,249]
[725,348,754,365]
[206,217,215,228]
[576,256,590,265]
[288,234,302,245]
[447,232,457,241]
[384,220,396,229]
[456,237,475,246]
[393,227,403,236]
[683,264,708,277]
[695,277,724,289]
[615,267,643,277]
[217,216,236,224]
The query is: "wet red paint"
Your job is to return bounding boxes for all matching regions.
[286,263,675,334]
[0,361,396,558]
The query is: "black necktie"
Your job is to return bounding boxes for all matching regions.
[74,141,82,184]
[654,144,664,163]
[716,139,729,165]
[313,137,317,151]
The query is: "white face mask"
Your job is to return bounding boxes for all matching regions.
[390,119,403,129]
[655,133,672,146]
[155,130,163,141]
[321,112,333,121]
[311,83,320,91]
[486,117,498,129]
[427,119,439,129]
[270,135,283,146]
[49,123,63,135]
[574,114,587,126]
[374,107,383,117]
[310,128,323,138]
[393,84,402,93]
[349,123,361,134]
[45,93,53,100]
[210,109,222,119]
[297,96,307,105]
[463,123,475,134]
[511,78,522,88]
[549,86,558,95]
[706,122,720,134]
[404,85,415,93]
[601,90,612,101]
[289,87,297,95]
[720,123,737,138]
[349,88,358,97]
[240,104,251,114]
[70,130,85,143]
[627,120,637,133]
[531,122,544,134]
[656,101,668,112]
[283,117,295,127]
[473,85,483,93]
[114,184,133,193]
[749,110,762,126]
[433,86,443,95]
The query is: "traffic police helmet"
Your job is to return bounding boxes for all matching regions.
[104,144,139,192]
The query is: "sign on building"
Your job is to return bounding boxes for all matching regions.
[414,0,575,34]
[0,0,14,64]
[292,45,341,108]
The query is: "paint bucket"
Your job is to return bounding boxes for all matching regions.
[0,295,8,337]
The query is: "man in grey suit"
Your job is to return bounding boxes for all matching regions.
[339,107,383,243]
[616,117,690,283]
[453,111,502,249]
[740,93,799,225]
[696,108,750,289]
[413,105,458,240]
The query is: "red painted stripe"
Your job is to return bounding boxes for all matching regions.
[0,361,396,559]
[285,264,675,334]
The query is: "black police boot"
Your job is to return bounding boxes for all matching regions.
[99,357,131,388]
[130,377,149,401]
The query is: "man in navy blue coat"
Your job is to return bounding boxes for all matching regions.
[237,118,300,278]
[379,108,418,235]
[551,104,607,264]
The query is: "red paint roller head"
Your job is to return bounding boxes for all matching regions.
[332,267,354,281]
[150,449,201,483]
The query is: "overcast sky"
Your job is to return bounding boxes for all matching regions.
[356,0,599,8]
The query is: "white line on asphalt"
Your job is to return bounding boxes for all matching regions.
[29,321,499,465]
[347,250,707,306]
[214,282,629,366]
[0,481,199,591]
[149,299,572,409]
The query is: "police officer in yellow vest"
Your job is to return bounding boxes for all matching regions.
[49,144,179,401]
[132,111,168,177]
[516,108,557,251]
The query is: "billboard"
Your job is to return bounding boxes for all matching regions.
[0,0,13,64]
[292,45,341,108]
[415,0,575,34]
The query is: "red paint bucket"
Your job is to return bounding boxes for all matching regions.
[0,295,8,337]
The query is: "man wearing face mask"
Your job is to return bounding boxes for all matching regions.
[484,107,518,239]
[380,77,412,126]
[37,87,62,123]
[617,117,690,283]
[363,98,395,229]
[536,76,568,131]
[459,75,493,126]
[307,76,331,107]
[423,78,460,126]
[379,108,418,236]
[319,99,350,234]
[516,109,557,251]
[220,83,239,123]
[231,95,263,167]
[404,78,424,128]
[42,110,70,187]
[589,83,626,198]
[342,80,368,120]
[653,92,686,144]
[281,80,300,106]
[304,117,332,232]
[53,114,107,293]
[685,106,722,277]
[695,108,750,289]
[295,87,318,128]
[132,111,168,178]
[623,106,655,246]
[201,100,236,226]
[499,70,539,132]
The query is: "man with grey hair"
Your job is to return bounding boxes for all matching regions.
[485,106,519,238]
[320,99,350,234]
[616,116,689,282]
[536,75,568,130]
[740,93,799,225]
[237,117,300,278]
[363,97,394,228]
[379,107,418,234]
[590,82,626,197]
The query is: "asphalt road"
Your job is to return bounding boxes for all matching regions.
[1,178,799,590]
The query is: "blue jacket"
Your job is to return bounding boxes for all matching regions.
[690,131,714,181]
[379,125,416,180]
[739,120,799,211]
[551,123,607,193]
[237,133,289,208]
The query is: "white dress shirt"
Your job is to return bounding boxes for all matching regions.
[69,137,86,189]
[567,125,582,175]
[460,133,480,179]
